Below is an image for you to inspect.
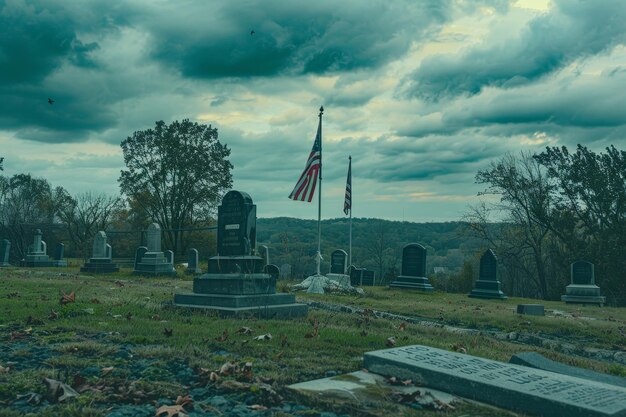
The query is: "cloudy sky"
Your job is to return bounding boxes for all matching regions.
[1,0,625,222]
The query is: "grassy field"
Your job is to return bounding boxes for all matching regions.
[0,266,624,417]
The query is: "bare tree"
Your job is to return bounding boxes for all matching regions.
[58,192,122,260]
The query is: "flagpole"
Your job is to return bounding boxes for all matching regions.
[316,106,324,276]
[348,155,352,269]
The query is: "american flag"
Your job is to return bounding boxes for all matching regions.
[288,117,321,202]
[344,156,352,215]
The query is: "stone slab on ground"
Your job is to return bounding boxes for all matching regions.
[510,352,626,388]
[288,370,456,409]
[364,344,626,417]
[517,304,545,316]
[174,292,297,308]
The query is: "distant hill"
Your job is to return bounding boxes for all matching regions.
[256,217,487,281]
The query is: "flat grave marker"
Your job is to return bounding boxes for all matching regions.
[364,345,626,417]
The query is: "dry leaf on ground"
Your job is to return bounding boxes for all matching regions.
[386,337,396,347]
[60,291,75,305]
[253,333,272,341]
[155,404,188,417]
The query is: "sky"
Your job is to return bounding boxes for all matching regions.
[1,0,625,222]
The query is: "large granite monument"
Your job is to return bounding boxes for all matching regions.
[0,239,10,267]
[133,223,176,276]
[468,249,507,299]
[174,190,307,318]
[20,229,53,267]
[389,243,433,291]
[80,231,119,274]
[561,260,606,306]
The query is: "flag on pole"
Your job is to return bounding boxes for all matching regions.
[288,117,322,202]
[344,156,352,215]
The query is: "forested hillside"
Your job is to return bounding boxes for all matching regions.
[256,217,486,286]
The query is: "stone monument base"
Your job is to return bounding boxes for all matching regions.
[0,261,10,267]
[326,273,350,287]
[561,284,605,306]
[52,260,68,267]
[20,254,54,267]
[389,275,434,291]
[468,279,507,299]
[174,273,307,318]
[81,258,120,274]
[134,252,176,276]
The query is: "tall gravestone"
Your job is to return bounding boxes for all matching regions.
[186,248,202,275]
[326,249,350,286]
[81,231,119,274]
[133,223,176,276]
[279,263,292,279]
[0,239,10,267]
[389,243,433,291]
[468,249,507,299]
[20,229,53,267]
[260,245,270,266]
[561,260,606,306]
[52,243,68,267]
[174,190,307,318]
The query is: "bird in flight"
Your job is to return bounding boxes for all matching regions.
[250,30,255,35]
[48,98,55,105]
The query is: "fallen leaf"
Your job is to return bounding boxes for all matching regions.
[386,337,396,347]
[249,404,267,411]
[44,377,79,403]
[163,328,173,337]
[0,364,10,374]
[60,291,75,305]
[253,333,272,341]
[155,404,188,417]
[115,280,125,287]
[273,351,285,361]
[175,394,193,410]
[452,343,467,354]
[48,310,59,321]
[241,362,253,380]
[215,329,229,342]
[151,314,162,321]
[399,322,407,331]
[237,327,252,335]
[360,330,368,337]
[90,298,101,304]
[280,334,289,347]
[219,361,237,376]
[126,312,133,321]
[101,367,114,376]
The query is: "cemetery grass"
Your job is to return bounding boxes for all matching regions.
[0,269,623,417]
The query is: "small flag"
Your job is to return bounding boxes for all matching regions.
[344,156,352,215]
[288,117,322,202]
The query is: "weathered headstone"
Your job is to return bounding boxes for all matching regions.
[174,190,307,318]
[329,249,348,274]
[20,229,53,267]
[517,304,545,316]
[185,248,202,275]
[81,231,120,274]
[52,243,68,267]
[279,263,292,279]
[364,345,626,417]
[217,191,256,257]
[561,260,605,306]
[264,264,280,280]
[0,239,10,267]
[164,250,176,273]
[133,223,175,276]
[327,249,350,286]
[468,249,507,299]
[209,191,261,274]
[361,269,376,286]
[389,244,433,291]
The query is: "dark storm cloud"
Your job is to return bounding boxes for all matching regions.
[403,0,626,101]
[144,0,454,79]
[400,67,626,141]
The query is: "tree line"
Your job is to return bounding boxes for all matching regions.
[1,124,624,305]
[0,120,231,262]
